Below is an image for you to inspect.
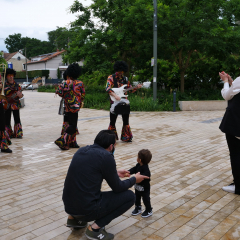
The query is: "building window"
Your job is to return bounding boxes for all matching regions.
[23,64,26,70]
[17,56,21,61]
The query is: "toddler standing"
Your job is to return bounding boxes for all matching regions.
[129,149,152,217]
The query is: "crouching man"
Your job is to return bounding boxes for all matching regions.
[62,130,149,240]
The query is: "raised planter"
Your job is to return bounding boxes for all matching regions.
[178,100,227,111]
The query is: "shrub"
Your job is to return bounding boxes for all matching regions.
[16,70,49,79]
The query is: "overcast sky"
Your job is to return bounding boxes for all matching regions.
[0,0,93,52]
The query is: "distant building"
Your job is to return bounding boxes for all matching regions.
[26,50,66,79]
[2,51,28,71]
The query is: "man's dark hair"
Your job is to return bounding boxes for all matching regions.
[113,61,128,72]
[66,63,82,80]
[94,130,116,149]
[6,68,16,77]
[63,70,67,80]
[138,149,152,165]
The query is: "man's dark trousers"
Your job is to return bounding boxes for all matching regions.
[72,190,135,227]
[226,133,240,195]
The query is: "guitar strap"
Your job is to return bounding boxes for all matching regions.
[113,74,128,88]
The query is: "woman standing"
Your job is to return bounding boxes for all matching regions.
[4,68,23,138]
[55,63,85,150]
[219,71,240,194]
[106,61,142,142]
[0,75,12,153]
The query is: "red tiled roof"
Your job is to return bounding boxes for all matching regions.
[4,51,19,61]
[27,50,66,65]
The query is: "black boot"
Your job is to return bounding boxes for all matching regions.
[1,148,12,153]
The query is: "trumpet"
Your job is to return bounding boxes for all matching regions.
[0,63,7,100]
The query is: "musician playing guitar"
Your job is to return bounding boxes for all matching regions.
[0,75,12,153]
[106,61,142,142]
[4,68,23,139]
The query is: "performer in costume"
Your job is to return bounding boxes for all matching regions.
[219,71,240,195]
[4,68,23,139]
[55,63,85,150]
[106,61,142,142]
[61,70,79,135]
[0,75,12,153]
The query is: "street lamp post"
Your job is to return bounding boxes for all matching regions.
[153,0,157,101]
[25,47,28,82]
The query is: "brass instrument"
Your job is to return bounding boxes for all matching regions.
[0,63,7,100]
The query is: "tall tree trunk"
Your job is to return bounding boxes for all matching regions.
[180,70,185,93]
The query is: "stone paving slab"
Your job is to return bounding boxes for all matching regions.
[0,91,239,240]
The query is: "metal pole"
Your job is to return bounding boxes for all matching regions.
[173,91,176,112]
[153,0,157,101]
[25,47,28,82]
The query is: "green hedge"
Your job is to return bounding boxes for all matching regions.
[38,86,224,111]
[16,70,49,79]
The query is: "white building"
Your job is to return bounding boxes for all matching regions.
[26,50,66,79]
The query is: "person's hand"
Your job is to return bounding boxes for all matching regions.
[117,169,130,178]
[16,91,22,98]
[135,172,149,183]
[0,82,2,89]
[136,84,142,89]
[81,102,84,108]
[219,71,228,83]
[115,95,121,101]
[228,75,233,86]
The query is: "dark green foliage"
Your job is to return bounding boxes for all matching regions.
[16,70,49,79]
[5,34,53,57]
[38,85,223,111]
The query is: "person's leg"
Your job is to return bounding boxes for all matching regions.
[121,114,133,142]
[12,110,23,138]
[0,103,12,152]
[55,112,79,150]
[225,134,240,194]
[94,190,135,228]
[61,112,69,135]
[108,112,118,140]
[131,190,142,215]
[5,108,13,138]
[141,189,152,217]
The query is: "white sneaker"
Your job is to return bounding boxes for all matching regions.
[222,185,235,193]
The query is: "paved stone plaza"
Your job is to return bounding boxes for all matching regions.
[1,91,240,240]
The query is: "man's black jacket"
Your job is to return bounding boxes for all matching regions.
[62,144,136,215]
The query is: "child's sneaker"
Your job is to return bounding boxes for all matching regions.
[141,209,153,218]
[131,206,142,216]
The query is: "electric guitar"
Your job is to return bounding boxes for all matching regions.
[110,85,138,102]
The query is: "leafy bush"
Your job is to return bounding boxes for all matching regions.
[38,85,224,111]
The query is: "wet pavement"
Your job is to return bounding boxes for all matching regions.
[0,91,240,240]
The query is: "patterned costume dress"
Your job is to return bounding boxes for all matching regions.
[106,72,136,142]
[55,79,85,150]
[4,80,23,138]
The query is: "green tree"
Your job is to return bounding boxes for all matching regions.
[65,0,153,75]
[48,27,77,51]
[5,34,53,57]
[158,0,240,92]
[5,33,23,53]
